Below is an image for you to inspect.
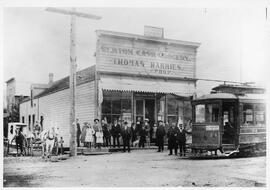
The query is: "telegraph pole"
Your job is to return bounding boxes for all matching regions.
[46,7,101,156]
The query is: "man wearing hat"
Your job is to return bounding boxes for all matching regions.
[111,120,121,148]
[156,120,166,152]
[121,121,132,152]
[167,122,180,155]
[178,123,191,156]
[144,118,151,147]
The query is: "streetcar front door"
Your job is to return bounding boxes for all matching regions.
[222,103,236,144]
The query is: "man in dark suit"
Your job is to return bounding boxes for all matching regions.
[167,122,180,155]
[111,120,121,148]
[101,119,111,147]
[178,124,191,156]
[121,121,132,152]
[156,120,166,152]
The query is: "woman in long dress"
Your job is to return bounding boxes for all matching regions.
[95,127,103,149]
[85,124,95,149]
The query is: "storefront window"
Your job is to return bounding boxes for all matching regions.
[167,96,178,125]
[136,100,144,122]
[102,99,111,114]
[112,100,121,114]
[243,104,253,125]
[122,99,131,113]
[195,104,205,123]
[122,99,132,124]
[136,100,143,115]
[206,104,219,123]
[101,91,131,125]
[167,116,178,125]
[167,99,177,115]
[111,115,122,124]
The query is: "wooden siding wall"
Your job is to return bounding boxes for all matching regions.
[20,99,39,130]
[20,81,95,147]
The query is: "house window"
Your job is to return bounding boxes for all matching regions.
[31,90,33,107]
[32,114,35,127]
[22,116,25,123]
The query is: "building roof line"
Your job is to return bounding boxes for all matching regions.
[96,30,201,48]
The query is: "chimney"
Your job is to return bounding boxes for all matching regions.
[49,73,54,85]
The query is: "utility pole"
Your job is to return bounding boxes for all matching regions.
[46,7,101,156]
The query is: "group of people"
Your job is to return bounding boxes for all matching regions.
[76,118,104,149]
[76,117,191,156]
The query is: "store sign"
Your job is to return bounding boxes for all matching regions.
[96,32,197,79]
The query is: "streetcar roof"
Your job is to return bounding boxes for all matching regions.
[194,93,266,102]
[238,93,266,100]
[195,93,237,100]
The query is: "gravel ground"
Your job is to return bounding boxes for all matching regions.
[3,149,266,187]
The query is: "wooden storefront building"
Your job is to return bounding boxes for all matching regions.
[19,29,200,147]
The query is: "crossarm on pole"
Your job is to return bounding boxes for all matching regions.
[46,7,101,20]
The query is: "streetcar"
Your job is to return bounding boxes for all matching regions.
[190,88,266,156]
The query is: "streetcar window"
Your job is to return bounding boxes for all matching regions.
[195,104,205,123]
[243,104,254,125]
[254,104,265,124]
[206,104,219,123]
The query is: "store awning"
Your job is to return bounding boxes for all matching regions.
[100,77,195,97]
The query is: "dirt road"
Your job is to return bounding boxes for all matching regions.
[3,149,266,187]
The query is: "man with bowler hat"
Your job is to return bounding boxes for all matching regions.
[111,120,121,148]
[167,122,180,155]
[156,120,166,152]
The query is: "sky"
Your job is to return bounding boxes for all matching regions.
[2,6,269,99]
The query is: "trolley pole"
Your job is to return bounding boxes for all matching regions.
[46,7,101,156]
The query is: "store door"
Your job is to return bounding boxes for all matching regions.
[145,99,155,127]
[135,99,156,125]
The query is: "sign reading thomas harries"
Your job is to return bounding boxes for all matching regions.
[96,30,199,79]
